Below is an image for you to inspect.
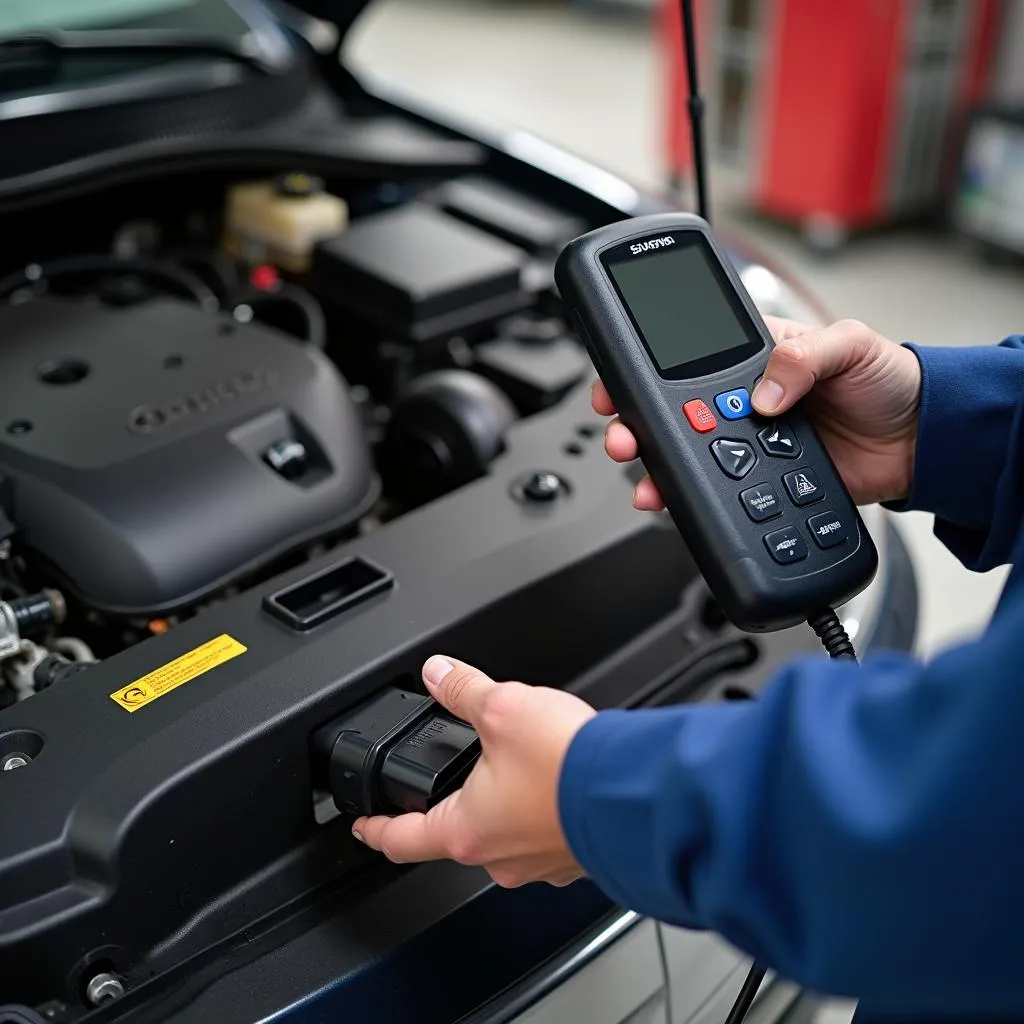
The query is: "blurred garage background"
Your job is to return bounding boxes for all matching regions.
[347,0,1023,659]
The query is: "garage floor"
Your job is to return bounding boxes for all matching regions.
[349,0,1018,642]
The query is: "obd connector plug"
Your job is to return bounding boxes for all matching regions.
[311,687,481,818]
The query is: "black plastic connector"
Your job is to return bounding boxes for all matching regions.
[33,655,92,692]
[311,687,481,817]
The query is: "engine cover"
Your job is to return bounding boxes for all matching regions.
[0,298,377,615]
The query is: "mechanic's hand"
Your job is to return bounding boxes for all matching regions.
[352,656,596,888]
[594,316,921,507]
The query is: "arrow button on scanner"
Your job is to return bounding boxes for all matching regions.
[711,439,757,479]
[757,421,802,459]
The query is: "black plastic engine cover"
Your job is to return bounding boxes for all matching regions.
[0,298,377,615]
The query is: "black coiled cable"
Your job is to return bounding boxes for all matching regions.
[808,607,858,660]
[723,607,858,1024]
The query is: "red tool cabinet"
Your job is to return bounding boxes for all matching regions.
[663,0,1002,249]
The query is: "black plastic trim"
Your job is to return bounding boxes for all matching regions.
[264,556,393,632]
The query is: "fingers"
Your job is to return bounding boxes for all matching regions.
[633,476,665,511]
[761,314,816,344]
[421,655,497,727]
[486,856,584,889]
[354,792,461,864]
[752,318,878,417]
[354,810,584,887]
[604,418,638,462]
[603,420,663,509]
[591,379,615,416]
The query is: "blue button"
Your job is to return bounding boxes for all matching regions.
[715,388,752,420]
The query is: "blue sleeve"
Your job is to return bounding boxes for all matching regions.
[559,591,1024,1015]
[891,336,1024,570]
[557,589,1024,1011]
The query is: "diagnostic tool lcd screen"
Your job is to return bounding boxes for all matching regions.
[605,238,765,379]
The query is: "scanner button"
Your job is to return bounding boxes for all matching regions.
[715,388,752,420]
[711,439,757,479]
[784,468,824,506]
[683,399,717,433]
[757,421,801,458]
[740,483,782,522]
[764,526,808,564]
[808,510,850,549]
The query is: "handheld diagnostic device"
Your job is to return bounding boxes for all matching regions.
[555,213,877,633]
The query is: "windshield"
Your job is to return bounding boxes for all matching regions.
[0,0,258,38]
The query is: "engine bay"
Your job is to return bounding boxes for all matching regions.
[0,99,914,1023]
[0,170,595,698]
[0,5,918,1019]
[0,110,914,1024]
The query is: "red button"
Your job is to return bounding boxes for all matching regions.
[683,399,717,433]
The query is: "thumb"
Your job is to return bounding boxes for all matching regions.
[421,655,496,728]
[751,318,879,416]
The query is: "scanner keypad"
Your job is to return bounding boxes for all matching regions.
[681,391,847,566]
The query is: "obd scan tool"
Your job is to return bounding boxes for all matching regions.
[555,213,877,634]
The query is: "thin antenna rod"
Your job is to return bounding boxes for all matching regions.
[679,0,710,223]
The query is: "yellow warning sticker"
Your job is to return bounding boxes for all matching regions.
[110,634,247,713]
